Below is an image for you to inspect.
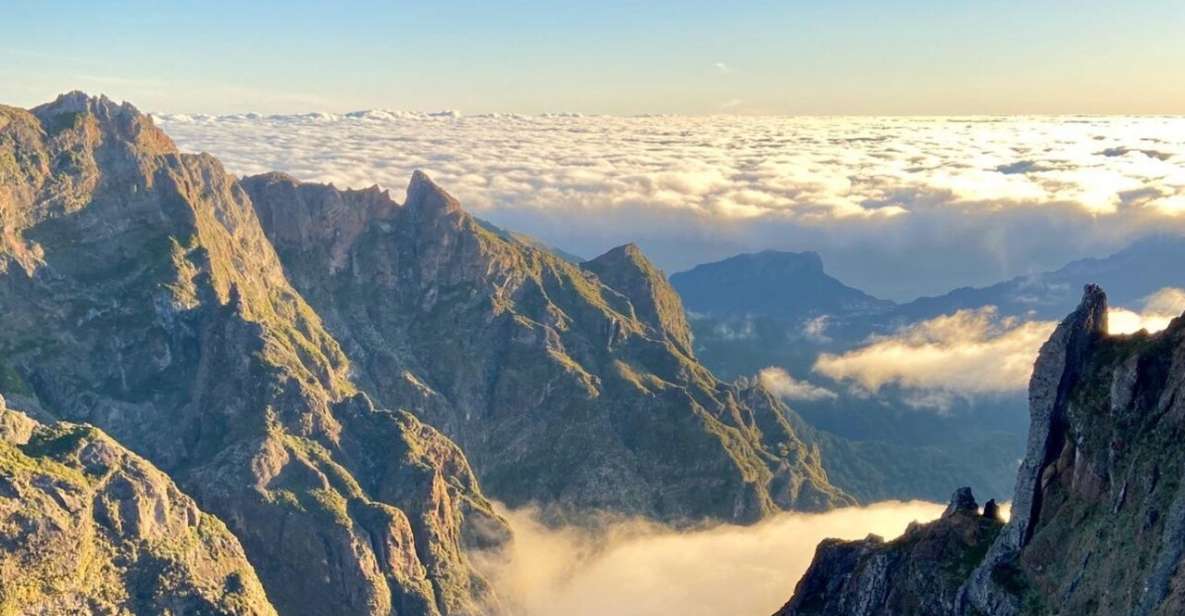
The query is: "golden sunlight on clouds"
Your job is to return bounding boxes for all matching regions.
[813,307,1055,397]
[1150,194,1185,215]
[474,501,947,616]
[1108,288,1185,335]
[814,289,1185,408]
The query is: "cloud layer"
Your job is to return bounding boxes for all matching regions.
[154,112,1185,299]
[814,289,1185,408]
[475,501,945,616]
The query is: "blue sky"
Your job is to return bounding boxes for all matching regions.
[3,0,1184,114]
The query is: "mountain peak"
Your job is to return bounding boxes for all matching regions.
[614,242,644,257]
[34,90,128,115]
[31,90,175,155]
[1076,282,1109,335]
[590,243,648,268]
[943,486,978,517]
[405,169,461,216]
[584,243,694,355]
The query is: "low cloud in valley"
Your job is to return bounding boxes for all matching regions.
[476,501,946,616]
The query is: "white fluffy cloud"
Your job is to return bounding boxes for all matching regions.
[814,307,1055,396]
[1108,287,1185,335]
[814,289,1185,406]
[759,367,838,401]
[154,112,1185,298]
[475,501,946,616]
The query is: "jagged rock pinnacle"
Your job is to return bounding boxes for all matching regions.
[30,90,176,155]
[982,498,1002,521]
[1077,283,1109,335]
[405,169,461,216]
[33,91,140,122]
[943,486,978,516]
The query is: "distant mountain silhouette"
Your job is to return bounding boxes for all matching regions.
[893,235,1185,321]
[670,250,893,321]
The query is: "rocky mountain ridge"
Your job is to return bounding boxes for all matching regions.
[0,91,863,615]
[242,170,853,523]
[778,284,1185,615]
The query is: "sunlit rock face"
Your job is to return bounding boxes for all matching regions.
[778,284,1185,615]
[242,170,854,525]
[0,94,507,616]
[0,399,277,615]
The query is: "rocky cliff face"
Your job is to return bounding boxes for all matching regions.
[776,488,1003,616]
[0,93,507,615]
[778,284,1185,615]
[0,396,276,615]
[243,171,853,523]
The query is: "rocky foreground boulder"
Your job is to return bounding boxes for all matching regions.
[776,284,1185,615]
[0,396,276,614]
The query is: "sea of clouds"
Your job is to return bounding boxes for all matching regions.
[155,111,1185,299]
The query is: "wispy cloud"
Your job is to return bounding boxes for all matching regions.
[719,98,744,111]
[759,367,837,401]
[713,61,732,73]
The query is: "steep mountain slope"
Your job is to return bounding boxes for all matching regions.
[778,284,1185,615]
[242,171,853,523]
[0,93,507,616]
[0,396,276,615]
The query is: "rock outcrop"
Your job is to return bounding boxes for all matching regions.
[0,94,506,615]
[0,397,276,615]
[776,487,1003,616]
[777,284,1185,615]
[242,171,853,523]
